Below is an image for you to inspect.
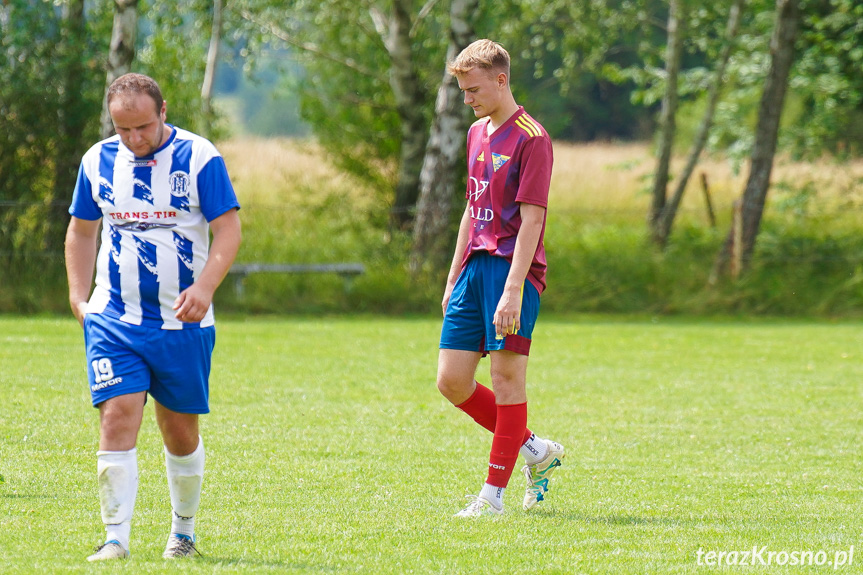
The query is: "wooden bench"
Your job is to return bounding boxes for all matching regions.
[227,262,366,298]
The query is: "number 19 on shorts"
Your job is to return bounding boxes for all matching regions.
[91,358,115,383]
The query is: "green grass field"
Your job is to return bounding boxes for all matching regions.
[2,316,861,573]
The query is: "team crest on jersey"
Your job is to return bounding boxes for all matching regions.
[170,171,191,197]
[492,153,511,172]
[169,171,192,212]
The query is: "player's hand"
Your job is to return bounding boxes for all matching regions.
[493,284,522,339]
[71,300,88,328]
[173,284,213,323]
[441,283,456,316]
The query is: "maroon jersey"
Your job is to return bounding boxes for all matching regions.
[461,106,553,294]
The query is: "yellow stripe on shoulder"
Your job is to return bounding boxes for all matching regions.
[515,116,541,138]
[523,115,543,136]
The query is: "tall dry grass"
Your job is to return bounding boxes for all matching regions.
[550,141,863,217]
[220,137,378,209]
[222,137,863,218]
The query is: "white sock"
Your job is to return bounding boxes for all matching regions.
[165,436,205,538]
[96,449,138,551]
[520,433,548,465]
[479,483,504,510]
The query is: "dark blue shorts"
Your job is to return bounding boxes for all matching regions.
[440,252,540,356]
[83,313,215,413]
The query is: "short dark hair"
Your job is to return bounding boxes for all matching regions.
[106,73,163,114]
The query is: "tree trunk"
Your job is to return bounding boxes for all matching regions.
[54,0,87,202]
[99,0,139,139]
[410,0,478,274]
[648,0,683,244]
[712,0,800,279]
[370,0,428,229]
[655,0,745,246]
[0,3,9,50]
[200,0,223,139]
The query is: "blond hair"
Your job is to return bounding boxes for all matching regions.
[447,39,511,77]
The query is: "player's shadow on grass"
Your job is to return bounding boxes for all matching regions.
[528,508,688,527]
[197,556,340,571]
[583,514,686,527]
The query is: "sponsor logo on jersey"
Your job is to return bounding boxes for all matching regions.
[492,153,511,172]
[129,159,157,167]
[114,221,178,233]
[477,151,485,162]
[91,376,123,392]
[468,176,489,202]
[470,206,494,222]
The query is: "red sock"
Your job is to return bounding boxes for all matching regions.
[456,383,533,442]
[486,402,528,488]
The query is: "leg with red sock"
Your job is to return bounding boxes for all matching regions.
[456,382,550,463]
[456,402,526,516]
[455,384,565,515]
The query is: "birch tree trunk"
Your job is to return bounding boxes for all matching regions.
[200,0,223,139]
[370,0,428,229]
[655,0,745,246]
[712,0,800,279]
[410,0,478,274]
[99,0,139,139]
[648,0,683,245]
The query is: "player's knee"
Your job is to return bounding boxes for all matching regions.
[490,373,526,404]
[436,376,454,398]
[437,374,468,402]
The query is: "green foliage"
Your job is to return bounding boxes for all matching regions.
[234,0,449,191]
[0,0,109,276]
[496,0,665,141]
[8,146,863,318]
[786,0,863,157]
[137,0,225,139]
[2,316,862,572]
[503,0,863,163]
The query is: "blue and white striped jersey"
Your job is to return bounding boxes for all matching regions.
[69,125,240,330]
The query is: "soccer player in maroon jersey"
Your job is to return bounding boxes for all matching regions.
[436,39,565,516]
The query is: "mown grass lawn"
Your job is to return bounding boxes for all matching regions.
[1,315,861,573]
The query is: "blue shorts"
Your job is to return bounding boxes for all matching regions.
[83,313,215,413]
[440,252,540,356]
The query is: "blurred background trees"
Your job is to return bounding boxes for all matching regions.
[1,0,862,311]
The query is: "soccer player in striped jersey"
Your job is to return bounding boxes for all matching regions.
[65,74,241,560]
[436,40,565,517]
